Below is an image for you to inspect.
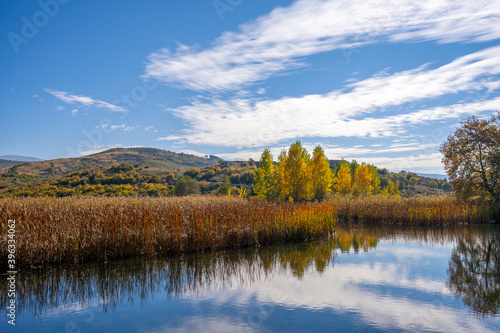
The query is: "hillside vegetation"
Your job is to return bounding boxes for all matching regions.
[0,147,220,177]
[0,146,450,198]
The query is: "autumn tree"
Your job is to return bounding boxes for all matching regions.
[276,150,289,200]
[276,141,311,201]
[368,165,381,194]
[253,149,276,201]
[353,162,374,195]
[440,113,500,202]
[333,161,352,194]
[309,145,332,200]
[381,179,399,196]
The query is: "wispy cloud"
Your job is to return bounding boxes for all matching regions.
[159,46,500,148]
[101,123,135,132]
[144,0,500,91]
[44,89,126,112]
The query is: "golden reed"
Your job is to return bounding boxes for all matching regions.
[0,195,492,267]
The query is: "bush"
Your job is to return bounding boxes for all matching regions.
[174,176,200,196]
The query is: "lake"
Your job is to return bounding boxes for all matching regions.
[2,225,499,332]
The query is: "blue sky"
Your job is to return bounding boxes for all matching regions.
[1,0,500,174]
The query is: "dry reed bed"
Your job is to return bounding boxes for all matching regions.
[332,195,495,225]
[0,196,335,266]
[0,195,493,267]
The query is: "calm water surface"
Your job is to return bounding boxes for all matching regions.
[1,225,499,332]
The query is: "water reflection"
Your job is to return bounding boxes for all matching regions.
[448,229,500,317]
[1,225,499,331]
[0,228,377,316]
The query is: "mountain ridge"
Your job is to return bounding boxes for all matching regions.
[0,148,221,177]
[0,155,44,162]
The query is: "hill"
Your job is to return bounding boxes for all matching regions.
[0,159,27,169]
[0,148,221,177]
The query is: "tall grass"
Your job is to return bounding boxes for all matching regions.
[0,196,335,267]
[332,195,496,225]
[0,195,494,267]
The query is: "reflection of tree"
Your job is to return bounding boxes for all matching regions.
[10,225,483,318]
[447,229,500,316]
[0,238,346,316]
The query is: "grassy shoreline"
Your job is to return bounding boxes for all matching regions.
[0,196,496,268]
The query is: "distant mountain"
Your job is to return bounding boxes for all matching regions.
[0,147,221,177]
[416,173,447,180]
[0,155,43,162]
[0,159,25,169]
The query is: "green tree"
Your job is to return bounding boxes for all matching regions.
[309,146,332,200]
[440,113,500,202]
[174,176,200,196]
[253,149,276,201]
[382,179,399,196]
[215,176,236,195]
[368,165,381,194]
[428,179,438,188]
[350,160,359,186]
[276,150,289,200]
[409,177,418,187]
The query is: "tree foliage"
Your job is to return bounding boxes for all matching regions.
[174,176,200,196]
[333,161,352,194]
[353,162,374,195]
[440,113,500,203]
[277,141,311,201]
[253,149,276,201]
[309,145,333,201]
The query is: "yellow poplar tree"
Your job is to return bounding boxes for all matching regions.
[334,161,352,194]
[353,162,374,195]
[276,141,310,201]
[253,149,276,201]
[309,145,332,200]
[276,150,290,200]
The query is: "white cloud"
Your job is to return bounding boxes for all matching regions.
[106,124,135,131]
[71,109,78,116]
[162,46,500,148]
[44,89,126,112]
[143,0,500,91]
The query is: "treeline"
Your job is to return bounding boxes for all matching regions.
[253,141,398,202]
[0,145,451,198]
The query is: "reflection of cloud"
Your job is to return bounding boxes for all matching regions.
[140,317,258,333]
[184,246,495,333]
